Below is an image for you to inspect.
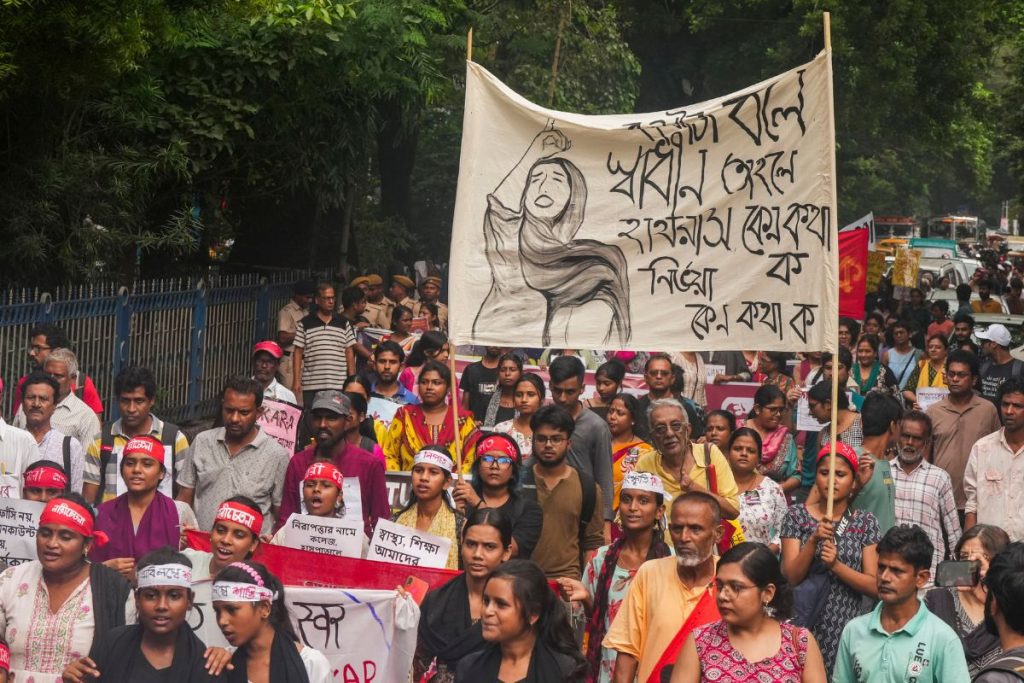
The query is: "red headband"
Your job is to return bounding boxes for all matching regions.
[817,442,860,475]
[215,501,264,536]
[40,499,108,546]
[0,641,8,672]
[123,435,165,466]
[303,462,344,489]
[24,465,68,491]
[477,434,519,462]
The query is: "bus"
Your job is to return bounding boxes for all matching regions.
[924,215,981,242]
[874,215,918,240]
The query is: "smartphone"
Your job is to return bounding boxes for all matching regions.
[934,560,981,588]
[403,576,430,605]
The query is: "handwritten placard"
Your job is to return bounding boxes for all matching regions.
[367,397,401,427]
[280,513,363,558]
[917,387,949,412]
[704,364,726,385]
[0,498,44,567]
[368,518,450,569]
[258,398,302,452]
[796,389,823,432]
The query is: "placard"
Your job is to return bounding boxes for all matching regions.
[384,471,412,513]
[704,382,760,418]
[280,513,363,558]
[368,518,451,569]
[367,397,401,426]
[916,387,949,412]
[0,498,42,567]
[704,364,726,385]
[796,389,823,432]
[258,398,302,452]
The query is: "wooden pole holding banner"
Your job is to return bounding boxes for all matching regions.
[823,11,841,522]
[467,27,473,62]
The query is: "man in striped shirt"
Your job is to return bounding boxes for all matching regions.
[291,282,356,407]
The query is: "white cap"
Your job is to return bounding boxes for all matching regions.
[976,324,1012,347]
[620,471,666,497]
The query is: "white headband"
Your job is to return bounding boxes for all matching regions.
[211,581,276,603]
[413,449,453,474]
[137,563,193,589]
[621,471,667,497]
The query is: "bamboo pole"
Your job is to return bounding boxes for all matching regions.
[823,10,841,521]
[449,353,465,479]
[467,27,473,62]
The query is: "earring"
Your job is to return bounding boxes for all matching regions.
[763,602,776,618]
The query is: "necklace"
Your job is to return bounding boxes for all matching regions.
[736,475,760,494]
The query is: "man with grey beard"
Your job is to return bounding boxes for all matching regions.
[604,491,722,683]
[890,410,961,585]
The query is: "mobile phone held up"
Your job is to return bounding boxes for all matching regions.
[934,560,981,588]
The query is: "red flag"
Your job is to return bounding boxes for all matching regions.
[839,228,869,319]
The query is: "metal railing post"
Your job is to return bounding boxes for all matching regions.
[110,287,132,422]
[255,278,270,343]
[187,282,207,420]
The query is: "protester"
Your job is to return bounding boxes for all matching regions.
[781,443,880,675]
[482,352,522,427]
[927,300,954,339]
[605,393,655,512]
[338,285,373,368]
[212,560,331,682]
[524,405,604,580]
[843,391,900,534]
[890,411,961,582]
[452,432,542,559]
[393,446,463,569]
[703,350,754,384]
[925,524,1009,675]
[927,350,1000,517]
[0,495,134,676]
[972,542,1024,682]
[951,312,975,346]
[270,462,368,554]
[402,330,451,390]
[902,333,948,407]
[291,281,356,407]
[850,334,898,397]
[883,320,922,391]
[755,351,795,397]
[636,354,703,439]
[387,305,417,354]
[182,497,262,580]
[547,355,615,531]
[21,460,70,502]
[965,376,1024,540]
[557,471,671,683]
[460,346,503,422]
[833,525,970,682]
[91,436,198,575]
[18,370,83,492]
[15,348,100,456]
[727,428,787,554]
[977,324,1024,405]
[808,379,864,451]
[670,351,707,408]
[455,559,586,682]
[634,398,739,518]
[276,280,315,389]
[492,373,544,459]
[177,377,289,535]
[973,278,1004,313]
[62,548,230,682]
[250,340,297,404]
[838,319,860,351]
[276,390,389,537]
[743,385,800,495]
[671,542,827,682]
[13,323,103,414]
[702,409,736,451]
[384,360,480,472]
[369,340,420,405]
[604,491,723,683]
[584,360,626,421]
[344,376,386,447]
[414,508,513,682]
[84,365,189,505]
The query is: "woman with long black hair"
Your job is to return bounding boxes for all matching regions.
[393,446,464,569]
[456,559,588,682]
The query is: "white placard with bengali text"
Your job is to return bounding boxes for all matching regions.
[280,512,363,558]
[705,364,726,385]
[0,497,42,567]
[367,397,401,426]
[916,387,949,412]
[368,518,450,569]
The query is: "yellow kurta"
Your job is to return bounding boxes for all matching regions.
[633,443,739,510]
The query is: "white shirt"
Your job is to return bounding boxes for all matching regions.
[0,418,41,494]
[964,428,1024,541]
[33,428,85,494]
[262,378,297,405]
[15,392,99,456]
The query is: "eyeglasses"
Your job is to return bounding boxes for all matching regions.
[714,580,759,598]
[534,435,567,446]
[647,369,672,377]
[480,455,514,466]
[652,422,687,436]
[946,370,971,379]
[761,405,785,415]
[28,344,51,353]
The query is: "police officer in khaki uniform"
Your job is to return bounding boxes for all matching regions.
[362,274,394,329]
[388,274,417,310]
[276,280,314,388]
[413,275,448,332]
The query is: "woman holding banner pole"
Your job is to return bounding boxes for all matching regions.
[414,508,513,682]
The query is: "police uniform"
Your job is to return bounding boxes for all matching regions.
[277,299,308,387]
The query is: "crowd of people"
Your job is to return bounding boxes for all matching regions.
[0,269,1022,682]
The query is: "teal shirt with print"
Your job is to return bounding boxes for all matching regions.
[833,600,970,683]
[853,448,896,534]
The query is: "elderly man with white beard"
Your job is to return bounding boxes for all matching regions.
[889,410,961,586]
[604,491,723,683]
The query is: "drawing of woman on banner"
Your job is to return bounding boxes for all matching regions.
[473,121,632,346]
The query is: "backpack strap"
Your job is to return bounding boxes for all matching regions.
[97,422,115,504]
[1014,360,1024,380]
[62,436,72,478]
[978,651,1024,681]
[577,469,597,565]
[160,421,180,482]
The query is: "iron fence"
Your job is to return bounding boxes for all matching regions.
[0,272,311,424]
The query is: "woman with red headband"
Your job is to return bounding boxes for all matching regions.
[452,432,542,559]
[21,460,70,503]
[0,493,134,678]
[780,443,880,675]
[91,436,198,580]
[267,462,368,555]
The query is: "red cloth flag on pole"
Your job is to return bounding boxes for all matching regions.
[838,228,869,319]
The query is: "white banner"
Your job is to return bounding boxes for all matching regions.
[369,518,451,569]
[449,53,838,351]
[0,498,43,567]
[841,211,875,245]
